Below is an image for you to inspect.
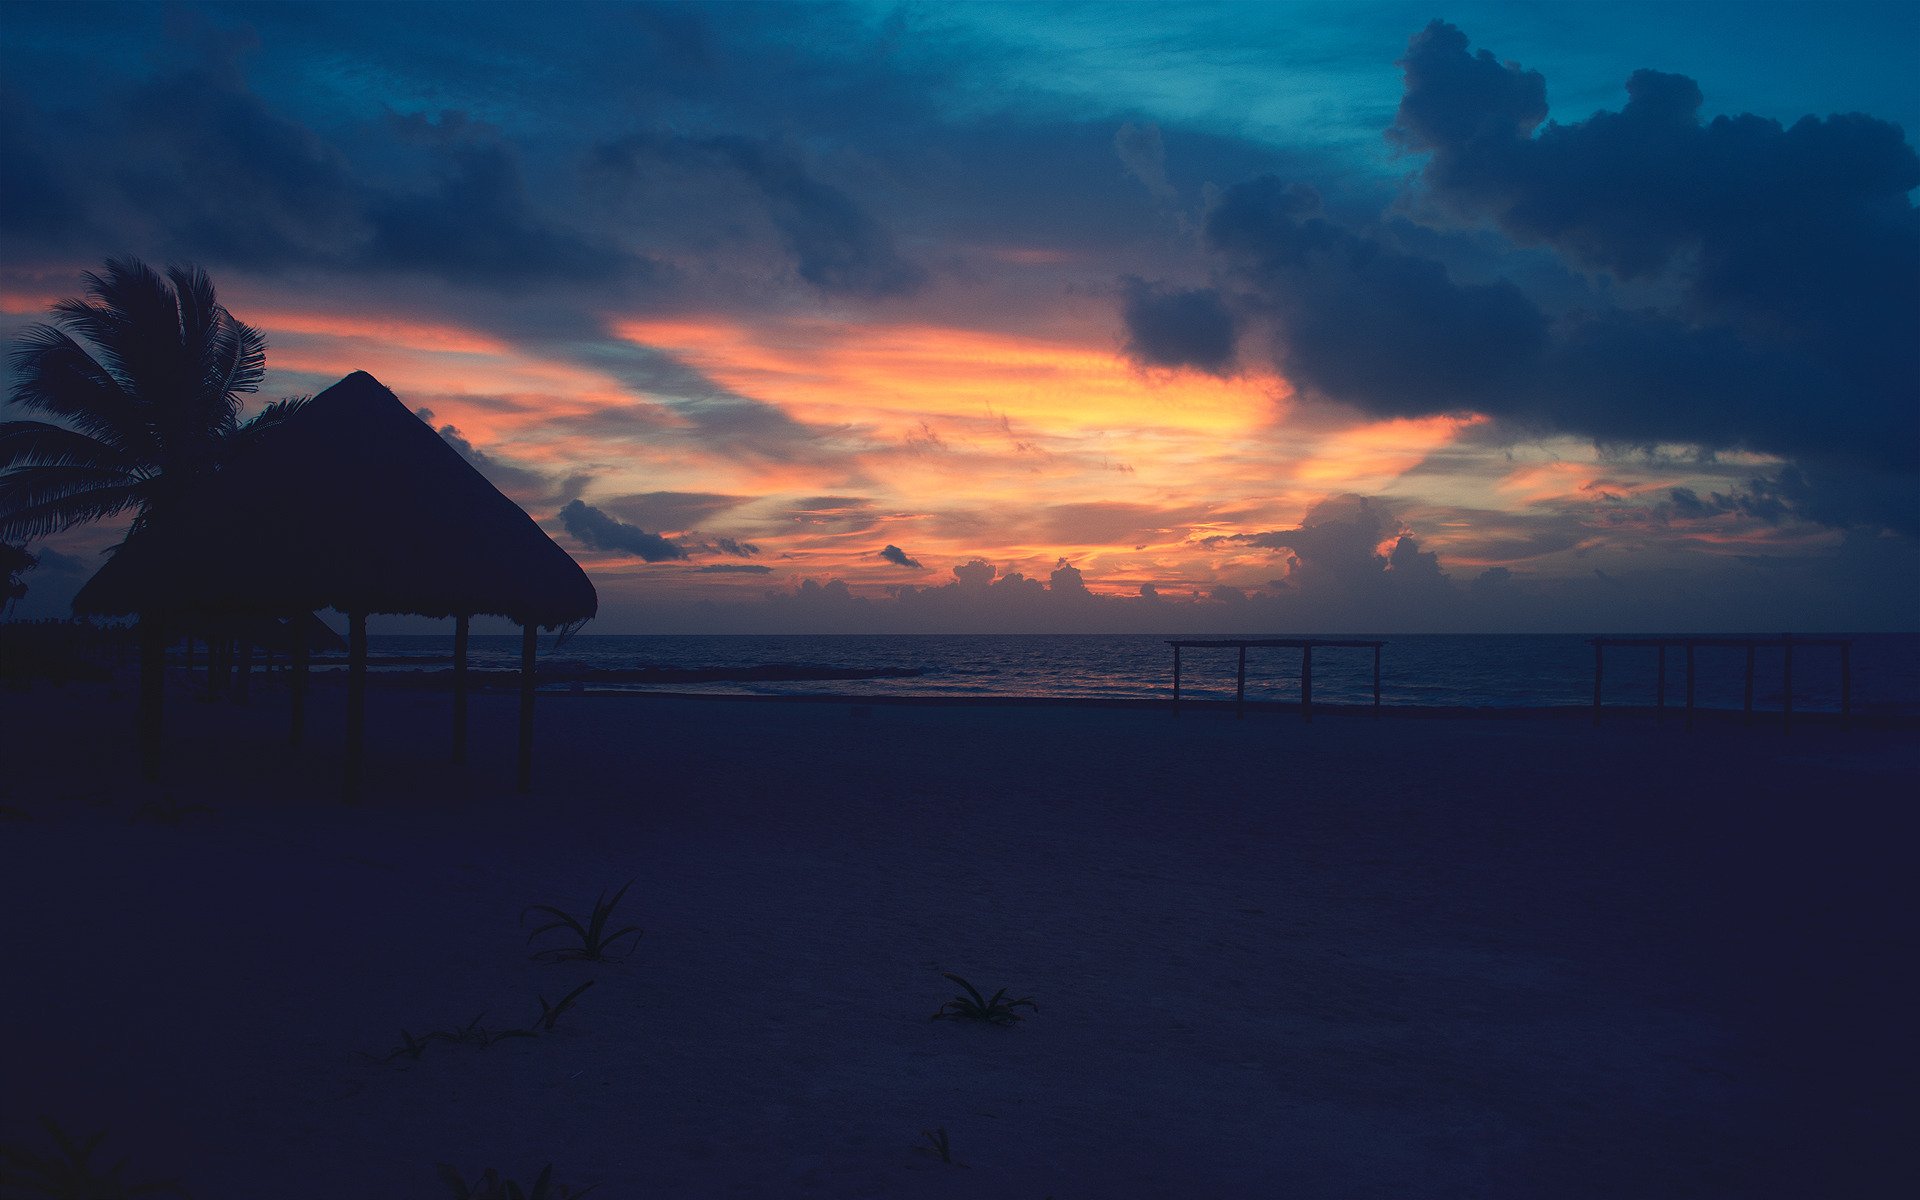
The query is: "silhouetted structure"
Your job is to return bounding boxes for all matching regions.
[1588,635,1853,732]
[1168,639,1385,721]
[74,370,596,792]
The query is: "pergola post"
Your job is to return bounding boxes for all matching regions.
[1841,641,1852,730]
[1656,644,1666,719]
[1234,644,1246,720]
[1782,635,1794,734]
[1171,644,1182,715]
[1300,644,1313,724]
[453,613,471,764]
[1592,641,1604,726]
[288,614,307,748]
[138,612,165,784]
[346,611,367,799]
[1372,643,1381,718]
[1684,641,1695,732]
[1743,643,1755,727]
[517,620,537,792]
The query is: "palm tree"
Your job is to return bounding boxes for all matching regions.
[0,257,303,542]
[1,258,305,781]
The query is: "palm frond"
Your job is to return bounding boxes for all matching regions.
[6,324,155,457]
[0,421,141,473]
[0,477,145,541]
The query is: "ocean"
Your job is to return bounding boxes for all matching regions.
[354,632,1920,716]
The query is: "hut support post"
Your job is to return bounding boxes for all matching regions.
[1372,644,1381,718]
[517,621,537,792]
[138,613,165,783]
[1300,644,1313,724]
[1235,645,1246,720]
[1592,642,1604,726]
[1171,644,1181,716]
[289,615,307,748]
[346,611,367,799]
[1783,636,1794,734]
[235,637,253,704]
[1841,641,1852,730]
[453,614,470,764]
[1684,642,1695,732]
[1743,644,1755,727]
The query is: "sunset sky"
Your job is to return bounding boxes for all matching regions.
[3,1,1915,632]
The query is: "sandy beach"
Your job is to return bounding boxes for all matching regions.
[1,675,1913,1198]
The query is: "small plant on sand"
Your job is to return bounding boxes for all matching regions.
[531,980,595,1033]
[369,1015,533,1064]
[377,1028,438,1063]
[0,1116,193,1198]
[930,973,1037,1026]
[435,1163,595,1200]
[521,881,641,963]
[912,1127,968,1168]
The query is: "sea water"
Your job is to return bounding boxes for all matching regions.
[355,632,1920,715]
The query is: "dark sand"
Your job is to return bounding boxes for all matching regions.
[2,676,1913,1197]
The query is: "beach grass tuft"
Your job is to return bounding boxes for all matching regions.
[0,1115,193,1198]
[930,972,1038,1026]
[522,881,642,963]
[436,1162,596,1199]
[532,980,596,1033]
[913,1127,967,1168]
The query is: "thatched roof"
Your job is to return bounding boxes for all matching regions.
[75,371,597,628]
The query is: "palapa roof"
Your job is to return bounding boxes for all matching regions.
[75,371,597,628]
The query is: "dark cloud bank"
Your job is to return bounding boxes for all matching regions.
[1124,21,1920,535]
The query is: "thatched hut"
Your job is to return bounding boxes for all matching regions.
[75,370,597,792]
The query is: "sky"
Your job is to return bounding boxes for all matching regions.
[2,0,1916,633]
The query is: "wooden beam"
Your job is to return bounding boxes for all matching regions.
[453,613,471,764]
[517,621,537,792]
[347,611,367,799]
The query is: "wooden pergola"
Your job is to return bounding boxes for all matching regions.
[74,371,597,795]
[1589,635,1853,731]
[1168,639,1385,721]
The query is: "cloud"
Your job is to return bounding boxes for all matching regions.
[878,544,924,569]
[419,410,589,509]
[695,563,773,574]
[1119,277,1238,375]
[597,491,749,531]
[1114,121,1176,205]
[1176,24,1920,533]
[591,132,924,297]
[558,499,689,561]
